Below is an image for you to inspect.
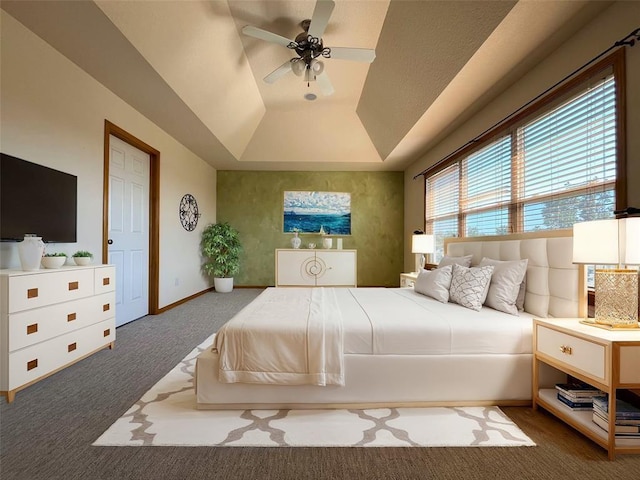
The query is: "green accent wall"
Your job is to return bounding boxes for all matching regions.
[217,171,404,287]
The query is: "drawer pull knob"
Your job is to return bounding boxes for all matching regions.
[27,288,39,299]
[68,342,77,352]
[103,303,110,312]
[67,313,77,322]
[560,345,573,355]
[103,328,111,337]
[27,359,38,371]
[68,281,79,291]
[26,323,38,335]
[103,277,110,286]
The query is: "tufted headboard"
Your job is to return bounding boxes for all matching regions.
[445,229,586,318]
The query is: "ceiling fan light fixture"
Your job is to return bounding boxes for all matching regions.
[291,59,306,77]
[310,58,324,75]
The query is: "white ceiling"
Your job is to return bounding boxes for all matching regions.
[1,0,612,171]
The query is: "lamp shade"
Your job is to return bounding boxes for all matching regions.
[621,217,640,265]
[573,218,640,265]
[412,234,434,254]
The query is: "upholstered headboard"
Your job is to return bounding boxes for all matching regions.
[445,229,586,318]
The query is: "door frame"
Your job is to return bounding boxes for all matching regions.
[103,120,160,315]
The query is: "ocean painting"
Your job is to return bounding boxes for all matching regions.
[283,191,351,235]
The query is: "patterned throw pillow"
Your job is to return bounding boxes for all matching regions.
[449,264,495,311]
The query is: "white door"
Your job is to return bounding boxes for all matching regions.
[108,135,150,326]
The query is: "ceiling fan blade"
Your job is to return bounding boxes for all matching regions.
[264,61,293,84]
[307,0,335,39]
[329,47,376,63]
[242,25,295,48]
[316,72,335,96]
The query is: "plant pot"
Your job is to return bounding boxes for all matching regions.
[214,277,234,293]
[73,257,92,266]
[42,256,66,269]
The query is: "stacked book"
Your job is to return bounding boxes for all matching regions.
[555,382,603,411]
[592,395,640,438]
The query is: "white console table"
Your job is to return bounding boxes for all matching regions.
[275,249,357,287]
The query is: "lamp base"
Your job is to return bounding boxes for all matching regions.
[593,269,639,328]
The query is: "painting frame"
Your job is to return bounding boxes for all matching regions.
[283,191,351,235]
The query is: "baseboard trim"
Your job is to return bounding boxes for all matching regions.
[156,287,214,314]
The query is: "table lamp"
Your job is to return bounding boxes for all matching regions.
[572,217,640,328]
[412,233,434,273]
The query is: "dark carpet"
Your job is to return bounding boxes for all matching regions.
[1,288,639,480]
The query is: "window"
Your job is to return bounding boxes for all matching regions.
[423,50,625,262]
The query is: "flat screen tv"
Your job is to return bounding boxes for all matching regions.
[1,153,77,243]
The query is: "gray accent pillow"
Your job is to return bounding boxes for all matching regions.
[438,254,472,269]
[449,264,494,311]
[516,277,527,312]
[479,257,528,316]
[414,265,453,303]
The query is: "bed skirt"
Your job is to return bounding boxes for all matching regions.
[195,340,560,409]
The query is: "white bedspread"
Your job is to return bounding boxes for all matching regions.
[336,288,533,355]
[213,287,344,386]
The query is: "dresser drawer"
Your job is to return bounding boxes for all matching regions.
[9,292,116,351]
[8,269,94,313]
[94,266,116,294]
[5,318,115,391]
[536,324,606,382]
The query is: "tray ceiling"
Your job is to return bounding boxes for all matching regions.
[1,1,611,171]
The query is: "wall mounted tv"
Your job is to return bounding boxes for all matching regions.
[1,153,77,243]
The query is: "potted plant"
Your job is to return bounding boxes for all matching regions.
[72,250,93,266]
[42,252,67,269]
[201,222,242,293]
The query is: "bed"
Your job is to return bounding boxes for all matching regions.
[196,230,586,409]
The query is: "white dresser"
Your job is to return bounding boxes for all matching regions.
[275,249,357,287]
[0,265,116,402]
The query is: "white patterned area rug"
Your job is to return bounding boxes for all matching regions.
[94,335,535,448]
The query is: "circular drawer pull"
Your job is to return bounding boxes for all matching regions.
[559,345,573,355]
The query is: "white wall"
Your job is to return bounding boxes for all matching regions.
[403,1,640,272]
[0,11,217,309]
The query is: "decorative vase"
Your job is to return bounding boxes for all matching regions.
[322,237,333,249]
[18,234,45,271]
[291,232,302,249]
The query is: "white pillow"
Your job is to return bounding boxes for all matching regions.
[449,264,494,311]
[414,265,453,303]
[438,254,472,269]
[479,257,528,316]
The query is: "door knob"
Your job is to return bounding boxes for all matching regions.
[107,239,113,245]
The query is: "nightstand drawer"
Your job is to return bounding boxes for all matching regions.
[536,325,606,381]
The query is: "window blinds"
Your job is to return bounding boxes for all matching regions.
[424,72,617,261]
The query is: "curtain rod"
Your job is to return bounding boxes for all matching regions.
[413,27,640,180]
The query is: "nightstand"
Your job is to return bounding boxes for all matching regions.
[532,318,640,460]
[400,272,418,288]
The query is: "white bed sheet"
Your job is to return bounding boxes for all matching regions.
[335,288,533,356]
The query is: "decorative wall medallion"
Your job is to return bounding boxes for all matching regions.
[179,194,199,231]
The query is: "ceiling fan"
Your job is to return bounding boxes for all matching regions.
[242,0,376,96]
